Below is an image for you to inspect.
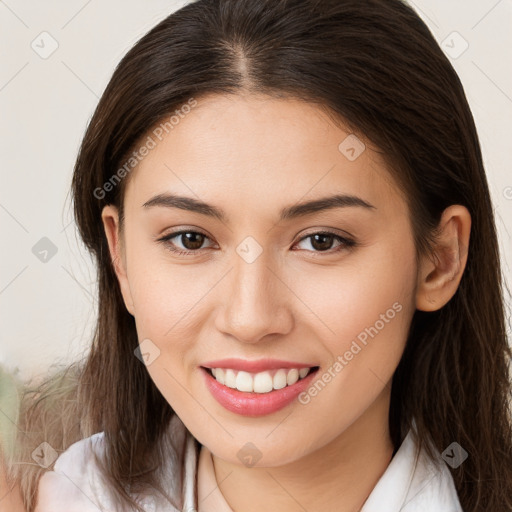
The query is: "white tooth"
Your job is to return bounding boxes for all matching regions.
[253,371,273,393]
[273,369,287,389]
[225,369,237,388]
[299,368,309,379]
[211,368,217,378]
[236,371,253,392]
[287,368,299,386]
[215,368,225,385]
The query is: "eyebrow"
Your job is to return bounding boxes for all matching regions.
[142,193,376,222]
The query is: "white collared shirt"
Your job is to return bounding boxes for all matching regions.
[35,415,463,512]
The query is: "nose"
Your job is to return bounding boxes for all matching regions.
[214,252,294,344]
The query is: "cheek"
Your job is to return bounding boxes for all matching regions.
[289,267,414,435]
[288,245,416,379]
[294,248,413,326]
[127,258,208,411]
[126,241,209,337]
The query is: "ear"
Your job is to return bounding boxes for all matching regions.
[101,205,135,316]
[415,205,471,312]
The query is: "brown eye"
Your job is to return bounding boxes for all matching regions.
[158,230,213,255]
[178,232,206,250]
[158,229,356,257]
[294,231,357,255]
[310,233,336,251]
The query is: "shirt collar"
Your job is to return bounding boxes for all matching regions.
[361,425,462,511]
[182,420,462,512]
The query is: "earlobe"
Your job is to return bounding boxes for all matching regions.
[101,205,135,316]
[415,205,471,312]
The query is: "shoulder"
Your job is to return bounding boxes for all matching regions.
[34,415,200,512]
[34,432,114,512]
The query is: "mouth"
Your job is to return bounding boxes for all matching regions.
[200,362,320,416]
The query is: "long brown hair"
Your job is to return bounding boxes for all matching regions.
[6,0,512,510]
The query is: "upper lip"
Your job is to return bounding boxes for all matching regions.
[201,358,317,373]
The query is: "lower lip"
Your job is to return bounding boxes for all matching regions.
[201,367,319,417]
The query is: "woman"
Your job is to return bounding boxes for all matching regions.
[6,0,512,510]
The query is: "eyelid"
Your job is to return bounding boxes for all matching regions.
[157,226,357,257]
[293,230,357,254]
[157,226,354,242]
[156,226,211,242]
[157,227,215,250]
[297,226,354,240]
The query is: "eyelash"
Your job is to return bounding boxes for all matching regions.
[157,229,357,257]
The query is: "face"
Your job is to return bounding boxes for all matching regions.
[102,93,420,467]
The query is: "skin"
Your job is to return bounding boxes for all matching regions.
[102,93,471,512]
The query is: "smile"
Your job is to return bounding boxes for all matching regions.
[200,359,320,416]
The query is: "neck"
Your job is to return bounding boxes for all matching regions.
[212,387,394,512]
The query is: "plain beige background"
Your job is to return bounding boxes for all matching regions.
[1,0,511,381]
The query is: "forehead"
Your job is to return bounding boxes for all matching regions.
[123,93,405,220]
